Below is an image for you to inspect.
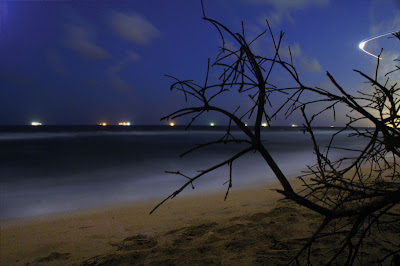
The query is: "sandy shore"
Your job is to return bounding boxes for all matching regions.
[1,179,323,265]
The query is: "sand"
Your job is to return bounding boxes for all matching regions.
[4,177,389,265]
[1,179,319,265]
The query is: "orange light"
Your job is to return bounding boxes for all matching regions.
[170,122,175,127]
[100,122,107,126]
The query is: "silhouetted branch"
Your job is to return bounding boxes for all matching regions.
[155,2,400,264]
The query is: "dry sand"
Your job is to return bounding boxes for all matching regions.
[0,178,361,265]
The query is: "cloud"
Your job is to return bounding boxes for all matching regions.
[299,57,322,72]
[245,0,329,9]
[108,50,141,91]
[258,11,294,28]
[370,13,400,35]
[65,24,111,60]
[252,0,330,27]
[75,50,139,91]
[0,1,7,36]
[79,78,104,88]
[0,71,32,85]
[109,61,133,91]
[375,50,400,85]
[127,51,141,62]
[46,52,69,76]
[109,75,133,92]
[108,11,160,45]
[279,42,322,72]
[368,9,400,83]
[250,0,330,9]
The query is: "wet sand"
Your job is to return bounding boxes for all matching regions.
[0,178,369,265]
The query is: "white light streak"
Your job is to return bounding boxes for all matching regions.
[358,30,399,60]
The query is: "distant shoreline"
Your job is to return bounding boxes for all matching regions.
[0,124,363,133]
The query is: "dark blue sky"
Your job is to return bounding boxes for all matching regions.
[0,0,399,126]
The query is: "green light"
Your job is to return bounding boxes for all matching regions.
[210,122,215,127]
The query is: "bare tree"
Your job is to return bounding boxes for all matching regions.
[286,33,400,265]
[152,1,400,264]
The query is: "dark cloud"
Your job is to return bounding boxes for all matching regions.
[76,51,139,92]
[299,57,322,72]
[108,62,133,91]
[252,0,330,27]
[126,51,141,62]
[0,1,7,36]
[279,43,322,73]
[65,24,111,60]
[46,52,69,76]
[108,11,160,45]
[79,78,104,88]
[109,75,133,92]
[245,0,330,9]
[107,51,141,92]
[0,72,32,85]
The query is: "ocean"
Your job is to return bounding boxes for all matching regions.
[0,126,367,219]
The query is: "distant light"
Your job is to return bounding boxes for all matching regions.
[99,122,107,126]
[118,122,131,126]
[330,125,335,128]
[210,122,215,127]
[245,123,248,127]
[291,124,298,128]
[170,122,175,127]
[262,122,267,127]
[31,122,42,126]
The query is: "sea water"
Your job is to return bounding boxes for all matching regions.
[0,126,367,219]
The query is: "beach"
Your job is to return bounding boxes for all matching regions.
[1,178,325,265]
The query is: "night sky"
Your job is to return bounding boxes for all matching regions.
[0,0,399,126]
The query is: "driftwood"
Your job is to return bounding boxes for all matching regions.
[152,1,400,264]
